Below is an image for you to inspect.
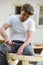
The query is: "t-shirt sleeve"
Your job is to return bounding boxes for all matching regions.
[5,15,13,26]
[27,20,35,32]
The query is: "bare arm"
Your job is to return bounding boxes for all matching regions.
[0,23,9,40]
[21,31,34,49]
[0,23,12,46]
[17,31,34,54]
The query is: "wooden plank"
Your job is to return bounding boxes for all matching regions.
[33,45,43,49]
[33,45,43,53]
[22,61,33,65]
[40,50,43,56]
[22,61,29,65]
[6,53,43,62]
[7,59,19,65]
[7,59,13,65]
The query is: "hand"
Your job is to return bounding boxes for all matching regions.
[17,46,24,55]
[6,40,13,46]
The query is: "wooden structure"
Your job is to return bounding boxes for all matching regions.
[6,51,43,65]
[6,45,43,65]
[33,45,43,54]
[0,40,43,65]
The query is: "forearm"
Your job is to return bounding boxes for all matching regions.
[21,37,31,49]
[17,37,32,55]
[0,28,13,46]
[20,31,34,49]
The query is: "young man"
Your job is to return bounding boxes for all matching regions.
[0,3,35,65]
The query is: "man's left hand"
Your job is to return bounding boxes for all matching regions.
[17,46,24,55]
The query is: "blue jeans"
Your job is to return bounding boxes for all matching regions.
[0,40,35,65]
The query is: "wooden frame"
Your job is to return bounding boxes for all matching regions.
[37,4,43,27]
[12,4,22,15]
[33,45,43,54]
[6,52,43,65]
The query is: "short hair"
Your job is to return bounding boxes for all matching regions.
[21,3,34,15]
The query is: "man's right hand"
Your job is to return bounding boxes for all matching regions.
[6,40,13,46]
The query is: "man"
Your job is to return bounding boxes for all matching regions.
[0,3,35,65]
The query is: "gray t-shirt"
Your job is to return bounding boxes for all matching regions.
[5,15,35,41]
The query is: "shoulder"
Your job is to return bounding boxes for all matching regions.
[8,15,19,19]
[27,18,35,32]
[8,15,18,18]
[6,15,19,22]
[27,18,35,26]
[29,18,35,24]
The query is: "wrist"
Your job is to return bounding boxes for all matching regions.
[5,37,11,43]
[20,45,25,49]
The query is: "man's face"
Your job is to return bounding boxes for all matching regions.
[20,11,30,22]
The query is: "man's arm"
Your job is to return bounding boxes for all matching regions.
[0,23,12,46]
[1,23,9,40]
[21,31,34,48]
[17,31,34,55]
